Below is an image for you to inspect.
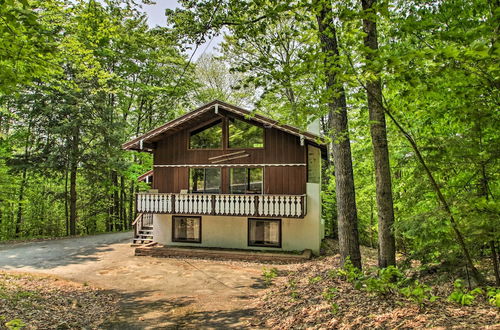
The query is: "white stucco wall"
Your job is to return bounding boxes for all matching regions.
[153,183,323,254]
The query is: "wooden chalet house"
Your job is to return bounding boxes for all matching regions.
[123,100,326,254]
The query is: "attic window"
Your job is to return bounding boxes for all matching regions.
[228,118,264,149]
[189,120,222,149]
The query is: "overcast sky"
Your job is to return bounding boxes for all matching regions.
[141,1,222,60]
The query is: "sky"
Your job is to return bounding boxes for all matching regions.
[141,1,222,61]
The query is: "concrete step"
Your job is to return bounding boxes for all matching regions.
[133,238,153,243]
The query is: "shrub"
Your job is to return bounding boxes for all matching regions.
[262,267,278,286]
[447,279,483,306]
[486,287,500,308]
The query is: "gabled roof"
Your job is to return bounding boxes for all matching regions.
[122,100,326,152]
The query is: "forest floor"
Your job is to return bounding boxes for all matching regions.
[250,239,500,329]
[0,232,268,329]
[0,234,498,329]
[0,272,118,329]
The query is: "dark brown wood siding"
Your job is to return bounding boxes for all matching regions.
[153,122,306,194]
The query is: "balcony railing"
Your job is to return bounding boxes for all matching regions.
[136,193,306,218]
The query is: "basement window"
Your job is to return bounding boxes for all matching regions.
[248,219,281,248]
[228,118,264,148]
[189,120,223,149]
[172,216,201,243]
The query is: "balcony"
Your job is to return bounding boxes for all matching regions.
[136,193,307,218]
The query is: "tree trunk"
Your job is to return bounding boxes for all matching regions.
[120,175,126,231]
[15,120,32,238]
[15,168,27,237]
[129,180,135,229]
[316,0,362,269]
[380,104,485,284]
[112,171,119,231]
[361,0,396,268]
[64,164,69,236]
[490,240,500,286]
[69,126,79,236]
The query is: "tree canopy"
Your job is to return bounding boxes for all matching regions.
[0,0,498,284]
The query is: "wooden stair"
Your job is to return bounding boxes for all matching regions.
[132,214,154,245]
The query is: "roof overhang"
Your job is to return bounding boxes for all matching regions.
[122,100,327,155]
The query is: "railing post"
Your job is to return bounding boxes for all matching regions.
[254,195,259,216]
[172,194,176,214]
[135,193,138,218]
[302,195,306,217]
[211,195,216,215]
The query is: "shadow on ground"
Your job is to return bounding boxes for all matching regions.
[103,289,259,329]
[0,232,131,270]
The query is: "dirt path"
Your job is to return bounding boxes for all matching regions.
[0,232,269,329]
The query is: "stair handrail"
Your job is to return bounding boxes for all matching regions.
[132,213,143,226]
[132,213,143,238]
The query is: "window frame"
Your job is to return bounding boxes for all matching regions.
[229,167,264,194]
[227,116,265,150]
[189,167,221,194]
[247,218,282,248]
[188,118,224,150]
[172,216,202,243]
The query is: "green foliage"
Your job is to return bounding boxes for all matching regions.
[447,280,484,306]
[334,263,439,306]
[0,0,498,287]
[330,302,340,315]
[262,267,279,286]
[335,259,364,285]
[486,288,500,308]
[0,0,195,239]
[322,287,338,301]
[309,276,322,284]
[400,281,438,306]
[365,266,405,295]
[5,319,26,330]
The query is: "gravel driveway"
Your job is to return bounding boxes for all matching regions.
[0,232,269,329]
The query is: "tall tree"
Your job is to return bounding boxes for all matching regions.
[315,0,362,268]
[360,0,396,267]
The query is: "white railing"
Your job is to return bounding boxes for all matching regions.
[142,213,153,227]
[258,195,304,217]
[136,193,306,218]
[137,193,172,213]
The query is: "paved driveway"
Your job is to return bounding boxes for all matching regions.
[0,232,269,329]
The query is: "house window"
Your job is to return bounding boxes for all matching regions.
[189,120,222,149]
[172,216,201,243]
[230,168,263,194]
[189,168,221,193]
[228,118,264,148]
[248,219,281,248]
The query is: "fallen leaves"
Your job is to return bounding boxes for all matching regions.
[0,271,118,329]
[251,254,500,329]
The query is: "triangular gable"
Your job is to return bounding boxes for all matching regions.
[122,100,326,152]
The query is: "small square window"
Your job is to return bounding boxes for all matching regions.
[248,219,281,248]
[172,216,201,243]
